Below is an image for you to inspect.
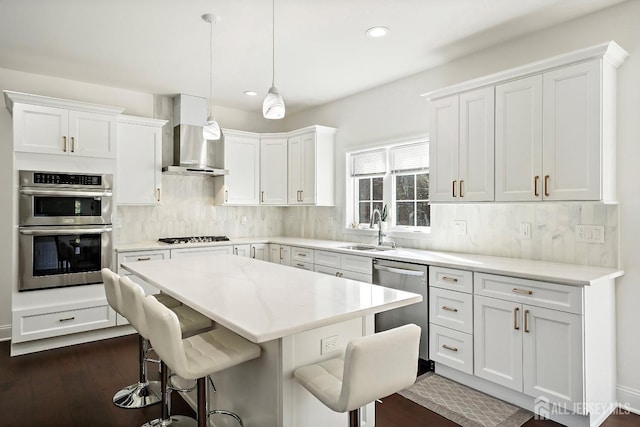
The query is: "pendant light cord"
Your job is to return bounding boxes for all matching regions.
[209,18,214,117]
[271,0,275,87]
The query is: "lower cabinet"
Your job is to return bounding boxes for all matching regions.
[290,246,315,271]
[234,243,269,260]
[269,244,291,266]
[473,274,584,410]
[313,250,372,283]
[170,246,233,258]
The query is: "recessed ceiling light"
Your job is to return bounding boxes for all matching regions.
[365,26,390,38]
[243,90,258,96]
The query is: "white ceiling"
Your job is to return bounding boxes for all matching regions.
[0,0,628,115]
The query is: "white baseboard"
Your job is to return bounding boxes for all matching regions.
[0,324,11,342]
[617,385,640,416]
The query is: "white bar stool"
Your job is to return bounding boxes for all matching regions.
[294,324,421,427]
[102,268,180,409]
[142,295,261,427]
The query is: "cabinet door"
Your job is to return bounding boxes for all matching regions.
[251,243,269,260]
[459,87,494,201]
[224,134,260,205]
[522,305,583,406]
[474,295,523,391]
[13,104,68,155]
[69,110,116,158]
[171,246,233,258]
[117,121,162,205]
[234,244,251,257]
[300,132,317,204]
[288,135,303,204]
[495,75,543,201]
[260,137,288,205]
[428,95,459,202]
[543,60,601,201]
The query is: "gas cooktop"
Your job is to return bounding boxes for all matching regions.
[158,236,230,244]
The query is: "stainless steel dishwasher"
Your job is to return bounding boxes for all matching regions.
[373,258,429,361]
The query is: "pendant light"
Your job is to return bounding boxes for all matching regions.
[202,14,221,140]
[263,0,285,119]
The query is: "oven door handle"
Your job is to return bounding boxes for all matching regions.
[19,226,113,235]
[373,264,426,277]
[20,188,113,197]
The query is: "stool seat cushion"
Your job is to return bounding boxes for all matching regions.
[172,305,215,337]
[294,324,420,413]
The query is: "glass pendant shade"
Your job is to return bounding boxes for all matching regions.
[263,86,285,119]
[203,115,221,140]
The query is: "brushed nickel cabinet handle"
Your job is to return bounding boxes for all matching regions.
[63,136,67,152]
[136,257,151,261]
[234,247,238,255]
[514,307,520,330]
[279,247,283,260]
[59,316,75,322]
[296,263,305,267]
[544,175,550,197]
[512,288,533,295]
[156,188,161,202]
[251,247,256,258]
[71,136,75,153]
[225,190,229,203]
[442,344,458,352]
[452,180,457,198]
[534,176,540,197]
[442,276,458,283]
[298,253,307,257]
[459,180,464,198]
[524,309,530,333]
[442,306,458,313]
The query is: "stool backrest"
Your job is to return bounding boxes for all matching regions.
[338,323,420,412]
[101,268,123,316]
[142,295,189,379]
[119,276,151,338]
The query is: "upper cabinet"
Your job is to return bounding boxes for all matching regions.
[424,41,628,204]
[260,134,288,205]
[116,115,167,205]
[288,126,336,206]
[429,87,494,202]
[213,129,261,205]
[4,91,123,159]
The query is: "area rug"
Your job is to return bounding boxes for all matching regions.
[398,372,533,427]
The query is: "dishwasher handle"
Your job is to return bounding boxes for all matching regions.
[373,264,426,277]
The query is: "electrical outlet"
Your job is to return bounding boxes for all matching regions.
[321,335,339,355]
[454,220,467,236]
[114,217,122,228]
[519,222,531,240]
[241,215,247,225]
[575,225,605,244]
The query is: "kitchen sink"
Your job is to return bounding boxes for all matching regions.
[341,245,395,252]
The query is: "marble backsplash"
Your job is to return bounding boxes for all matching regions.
[116,174,618,268]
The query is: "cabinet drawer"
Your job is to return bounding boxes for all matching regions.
[430,267,473,293]
[13,304,116,343]
[314,265,372,283]
[430,287,473,334]
[291,260,314,271]
[429,324,473,375]
[314,250,341,268]
[474,273,582,314]
[291,246,314,262]
[341,254,372,275]
[118,250,170,274]
[170,246,233,257]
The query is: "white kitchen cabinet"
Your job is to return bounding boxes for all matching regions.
[473,274,584,409]
[234,243,268,260]
[170,246,233,258]
[260,135,288,205]
[429,267,474,375]
[116,115,167,205]
[313,250,372,283]
[429,87,494,202]
[4,91,122,159]
[270,244,291,266]
[213,129,261,205]
[496,59,615,202]
[287,126,336,206]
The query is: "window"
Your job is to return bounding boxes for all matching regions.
[347,138,430,232]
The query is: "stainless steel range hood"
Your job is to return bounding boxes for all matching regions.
[162,94,228,176]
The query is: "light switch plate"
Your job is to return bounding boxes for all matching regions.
[575,225,605,244]
[454,220,467,236]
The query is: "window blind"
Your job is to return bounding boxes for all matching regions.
[351,149,387,177]
[390,142,429,173]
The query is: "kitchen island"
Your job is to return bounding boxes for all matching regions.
[122,254,422,427]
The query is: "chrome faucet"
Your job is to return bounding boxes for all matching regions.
[370,208,384,246]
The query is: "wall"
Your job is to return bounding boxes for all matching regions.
[282,0,640,411]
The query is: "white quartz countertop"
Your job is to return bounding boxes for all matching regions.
[121,254,422,343]
[117,237,623,287]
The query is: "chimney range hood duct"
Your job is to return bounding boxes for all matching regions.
[162,94,228,176]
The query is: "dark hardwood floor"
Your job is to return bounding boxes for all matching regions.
[0,335,637,427]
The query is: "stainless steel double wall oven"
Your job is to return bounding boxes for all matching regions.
[18,170,113,291]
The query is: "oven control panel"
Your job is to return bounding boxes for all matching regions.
[33,172,102,186]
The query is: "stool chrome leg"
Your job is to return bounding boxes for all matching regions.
[203,376,244,427]
[348,408,360,427]
[113,335,161,409]
[143,362,197,427]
